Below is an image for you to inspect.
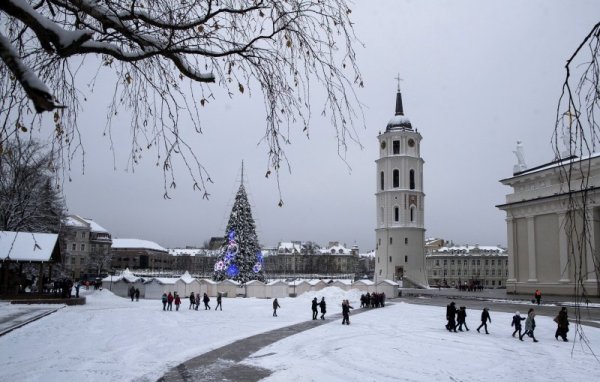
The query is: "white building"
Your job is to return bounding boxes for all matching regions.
[497,151,600,296]
[374,85,427,287]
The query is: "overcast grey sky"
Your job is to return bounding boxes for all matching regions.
[60,0,600,252]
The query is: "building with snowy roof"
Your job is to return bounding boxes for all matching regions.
[61,215,112,280]
[111,238,173,272]
[169,248,220,278]
[426,244,508,288]
[497,149,600,296]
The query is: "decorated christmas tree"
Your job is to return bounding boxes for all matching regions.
[212,173,265,283]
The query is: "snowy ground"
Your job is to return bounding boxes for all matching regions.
[0,288,599,382]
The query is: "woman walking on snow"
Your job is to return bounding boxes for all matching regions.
[520,308,538,342]
[203,293,211,310]
[456,306,469,331]
[554,307,569,341]
[341,299,354,325]
[174,293,181,311]
[167,292,174,311]
[273,298,281,317]
[319,297,327,320]
[189,292,195,310]
[215,293,223,311]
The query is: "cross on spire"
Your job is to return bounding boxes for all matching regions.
[241,160,245,185]
[394,73,403,92]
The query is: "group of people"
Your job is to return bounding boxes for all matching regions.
[311,297,327,320]
[128,286,140,302]
[183,292,221,311]
[446,301,570,343]
[359,292,386,308]
[160,292,181,311]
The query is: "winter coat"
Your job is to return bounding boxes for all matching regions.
[457,309,467,322]
[174,296,181,305]
[556,310,569,329]
[446,303,457,320]
[511,315,525,329]
[312,299,318,311]
[161,294,168,303]
[167,293,174,303]
[525,313,536,332]
[480,309,491,323]
[273,299,280,309]
[203,294,210,303]
[319,300,326,314]
[342,302,354,314]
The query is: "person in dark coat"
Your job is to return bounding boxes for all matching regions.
[161,292,168,311]
[341,299,354,325]
[134,288,140,301]
[167,292,174,311]
[446,301,457,332]
[203,293,211,310]
[215,293,223,311]
[273,298,281,317]
[554,307,569,341]
[312,297,319,320]
[174,293,181,311]
[189,292,195,310]
[511,311,525,338]
[195,293,200,310]
[129,286,136,302]
[456,306,469,331]
[520,308,538,342]
[476,307,491,334]
[319,297,327,320]
[534,289,542,305]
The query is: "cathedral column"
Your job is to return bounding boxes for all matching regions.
[506,217,517,282]
[586,208,598,283]
[527,216,537,282]
[558,212,570,283]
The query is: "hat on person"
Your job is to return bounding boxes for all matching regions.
[516,311,520,315]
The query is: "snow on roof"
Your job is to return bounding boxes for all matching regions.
[64,215,108,233]
[354,279,375,285]
[179,271,195,283]
[0,231,59,262]
[267,280,287,286]
[278,242,302,253]
[331,279,353,285]
[169,248,202,256]
[112,238,167,252]
[246,280,265,286]
[148,277,179,285]
[308,279,326,286]
[378,279,399,286]
[433,245,506,255]
[199,279,217,285]
[320,244,351,255]
[359,250,375,258]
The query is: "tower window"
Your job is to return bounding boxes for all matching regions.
[380,171,384,190]
[404,237,408,244]
[405,255,408,262]
[393,140,400,154]
[409,169,415,190]
[389,237,393,245]
[394,207,399,222]
[410,206,415,222]
[389,256,392,262]
[393,169,399,188]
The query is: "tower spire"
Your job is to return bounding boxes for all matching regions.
[241,160,245,186]
[394,74,404,116]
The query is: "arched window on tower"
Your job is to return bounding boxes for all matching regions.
[410,206,415,222]
[380,171,384,190]
[409,169,415,190]
[393,169,399,188]
[394,206,399,222]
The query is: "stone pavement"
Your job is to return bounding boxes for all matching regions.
[0,303,61,336]
[157,308,371,382]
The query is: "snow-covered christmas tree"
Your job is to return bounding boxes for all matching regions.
[212,167,265,283]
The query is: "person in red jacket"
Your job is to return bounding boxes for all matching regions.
[167,292,174,311]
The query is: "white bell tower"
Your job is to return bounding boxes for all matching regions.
[374,82,428,288]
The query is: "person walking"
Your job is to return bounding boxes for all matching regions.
[456,306,469,331]
[189,292,195,310]
[129,286,135,302]
[312,297,319,320]
[534,289,542,305]
[174,293,181,311]
[511,311,525,338]
[554,307,569,342]
[520,308,538,342]
[167,292,174,311]
[195,292,200,310]
[476,308,491,334]
[161,292,168,311]
[203,293,211,310]
[134,288,140,301]
[341,299,354,325]
[215,293,223,311]
[319,297,327,320]
[446,301,457,332]
[273,298,281,317]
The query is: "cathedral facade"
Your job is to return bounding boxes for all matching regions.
[374,87,428,287]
